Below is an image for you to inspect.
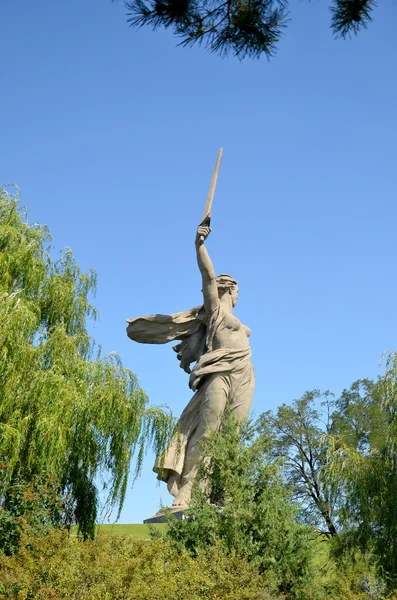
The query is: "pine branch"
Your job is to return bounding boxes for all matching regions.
[330,0,376,38]
[126,0,201,30]
[120,0,380,59]
[125,0,289,59]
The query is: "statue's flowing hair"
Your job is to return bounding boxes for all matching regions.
[215,274,237,294]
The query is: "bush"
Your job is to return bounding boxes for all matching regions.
[1,526,391,600]
[0,477,67,555]
[0,528,276,600]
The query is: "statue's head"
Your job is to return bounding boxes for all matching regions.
[216,274,238,307]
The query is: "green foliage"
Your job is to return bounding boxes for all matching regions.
[0,511,20,557]
[331,379,386,453]
[0,523,388,600]
[163,415,316,599]
[259,378,397,589]
[212,383,397,595]
[259,390,338,537]
[0,186,174,540]
[330,0,376,38]
[97,522,166,537]
[253,377,397,594]
[121,0,377,59]
[0,477,66,555]
[328,537,387,600]
[126,0,288,59]
[324,377,397,585]
[259,380,393,557]
[0,527,276,600]
[321,547,387,600]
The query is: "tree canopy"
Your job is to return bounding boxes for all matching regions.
[164,414,315,599]
[0,186,174,538]
[259,390,339,537]
[120,0,376,59]
[262,377,397,584]
[327,369,397,578]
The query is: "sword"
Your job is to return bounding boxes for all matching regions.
[199,147,223,242]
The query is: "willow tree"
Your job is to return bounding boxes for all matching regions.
[325,376,397,583]
[0,186,174,538]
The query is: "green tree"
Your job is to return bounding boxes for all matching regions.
[325,377,397,584]
[258,381,395,592]
[259,390,339,537]
[331,379,385,454]
[163,414,315,599]
[0,186,174,539]
[259,381,389,542]
[121,0,376,59]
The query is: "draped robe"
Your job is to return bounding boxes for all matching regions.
[126,302,254,497]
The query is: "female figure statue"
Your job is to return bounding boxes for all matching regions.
[127,224,254,509]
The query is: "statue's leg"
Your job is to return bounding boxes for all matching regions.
[228,363,255,421]
[171,374,228,507]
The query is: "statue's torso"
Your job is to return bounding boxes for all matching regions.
[212,310,251,352]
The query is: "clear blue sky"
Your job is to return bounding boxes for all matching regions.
[1,0,396,523]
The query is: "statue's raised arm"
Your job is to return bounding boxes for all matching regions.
[195,224,218,314]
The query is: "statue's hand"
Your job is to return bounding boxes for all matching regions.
[196,224,211,246]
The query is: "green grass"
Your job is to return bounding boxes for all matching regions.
[96,523,166,539]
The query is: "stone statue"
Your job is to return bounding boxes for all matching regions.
[126,152,255,510]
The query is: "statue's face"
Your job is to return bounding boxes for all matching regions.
[230,286,239,307]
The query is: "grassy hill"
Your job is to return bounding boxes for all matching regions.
[96,523,166,539]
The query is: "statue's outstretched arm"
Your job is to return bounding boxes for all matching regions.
[195,224,218,313]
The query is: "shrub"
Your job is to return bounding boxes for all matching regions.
[0,528,276,600]
[0,477,66,555]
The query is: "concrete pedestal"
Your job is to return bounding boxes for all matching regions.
[143,508,188,524]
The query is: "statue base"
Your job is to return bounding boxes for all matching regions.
[143,507,190,524]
